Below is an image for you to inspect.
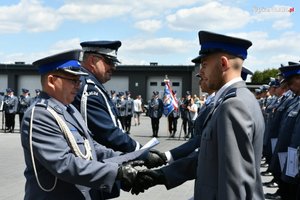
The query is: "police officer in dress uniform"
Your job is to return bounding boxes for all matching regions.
[130,66,254,195]
[3,88,18,133]
[116,91,126,130]
[110,90,118,106]
[188,31,263,200]
[72,41,144,152]
[124,91,134,134]
[72,41,166,167]
[279,62,300,200]
[18,88,32,127]
[21,49,147,200]
[148,91,164,137]
[264,62,300,200]
[32,89,41,103]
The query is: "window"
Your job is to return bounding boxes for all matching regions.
[150,82,157,86]
[172,82,180,87]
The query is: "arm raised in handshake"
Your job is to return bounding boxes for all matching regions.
[131,169,166,195]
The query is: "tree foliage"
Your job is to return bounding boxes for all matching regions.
[251,68,279,84]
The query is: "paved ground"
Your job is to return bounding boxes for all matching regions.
[0,112,276,199]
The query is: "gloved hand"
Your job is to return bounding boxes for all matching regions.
[131,168,166,195]
[117,160,144,191]
[144,149,167,168]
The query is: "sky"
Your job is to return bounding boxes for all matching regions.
[0,0,299,73]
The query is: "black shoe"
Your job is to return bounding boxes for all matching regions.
[265,181,278,188]
[261,162,268,167]
[261,171,272,176]
[267,182,278,188]
[264,193,281,199]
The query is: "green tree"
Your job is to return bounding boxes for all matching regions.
[251,68,279,84]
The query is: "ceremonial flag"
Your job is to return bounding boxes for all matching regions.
[163,78,178,117]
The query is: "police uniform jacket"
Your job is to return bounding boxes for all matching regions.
[18,95,32,114]
[72,68,139,152]
[269,96,300,176]
[148,98,163,118]
[125,98,134,116]
[3,95,18,114]
[281,96,300,184]
[264,91,296,163]
[21,92,121,200]
[195,80,265,200]
[117,98,127,117]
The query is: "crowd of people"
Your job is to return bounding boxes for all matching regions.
[0,88,40,132]
[0,30,299,200]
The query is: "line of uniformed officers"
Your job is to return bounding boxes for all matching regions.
[257,61,300,200]
[0,88,40,132]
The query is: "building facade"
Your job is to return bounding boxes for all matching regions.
[0,62,199,102]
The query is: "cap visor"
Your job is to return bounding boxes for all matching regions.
[62,69,88,76]
[242,66,253,75]
[191,54,205,63]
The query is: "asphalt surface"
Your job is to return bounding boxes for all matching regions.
[0,112,276,200]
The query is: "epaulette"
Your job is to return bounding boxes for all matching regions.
[46,100,64,114]
[215,88,237,107]
[35,99,48,108]
[223,88,237,101]
[86,79,96,85]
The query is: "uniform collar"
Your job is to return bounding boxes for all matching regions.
[214,77,243,105]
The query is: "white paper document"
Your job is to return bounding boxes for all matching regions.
[286,147,299,177]
[103,137,159,164]
[278,152,287,172]
[141,137,160,149]
[271,138,278,154]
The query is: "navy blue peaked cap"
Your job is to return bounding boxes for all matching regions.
[6,88,13,93]
[192,31,252,63]
[279,61,300,79]
[33,49,87,76]
[241,66,253,81]
[80,40,121,63]
[22,88,29,93]
[259,84,270,92]
[269,78,280,87]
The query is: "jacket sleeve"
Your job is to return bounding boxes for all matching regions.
[74,85,138,153]
[169,135,200,161]
[161,151,198,189]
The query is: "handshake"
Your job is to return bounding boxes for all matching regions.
[117,149,168,195]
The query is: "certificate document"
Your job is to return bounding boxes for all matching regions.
[286,147,299,177]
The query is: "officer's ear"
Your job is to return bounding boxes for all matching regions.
[220,55,230,72]
[86,54,99,73]
[47,74,57,90]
